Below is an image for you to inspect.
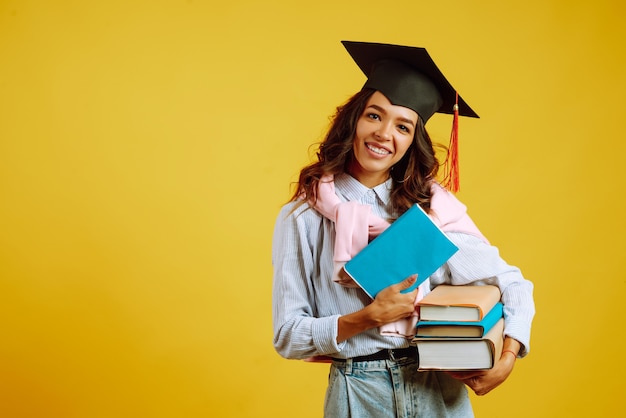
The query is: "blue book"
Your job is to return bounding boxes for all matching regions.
[343,203,459,299]
[414,302,504,338]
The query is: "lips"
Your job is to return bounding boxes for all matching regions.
[366,143,392,155]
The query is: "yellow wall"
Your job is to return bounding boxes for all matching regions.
[1,1,624,416]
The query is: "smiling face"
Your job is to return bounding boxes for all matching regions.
[348,91,418,188]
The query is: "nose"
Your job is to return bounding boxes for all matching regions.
[375,122,393,141]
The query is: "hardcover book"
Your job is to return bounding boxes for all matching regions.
[417,284,501,322]
[414,318,505,370]
[414,302,503,338]
[343,203,458,298]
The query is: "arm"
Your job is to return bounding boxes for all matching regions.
[430,233,535,394]
[431,233,535,356]
[272,203,335,359]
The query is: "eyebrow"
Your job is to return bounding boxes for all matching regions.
[367,104,416,127]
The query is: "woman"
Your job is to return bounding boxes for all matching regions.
[272,41,535,417]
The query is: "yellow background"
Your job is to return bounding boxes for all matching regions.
[1,0,624,417]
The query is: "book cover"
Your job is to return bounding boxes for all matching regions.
[343,203,459,299]
[417,284,501,321]
[414,302,503,338]
[415,318,505,371]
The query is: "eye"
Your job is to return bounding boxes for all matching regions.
[398,124,411,134]
[366,113,381,121]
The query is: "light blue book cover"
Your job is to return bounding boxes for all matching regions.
[414,302,504,338]
[343,203,458,299]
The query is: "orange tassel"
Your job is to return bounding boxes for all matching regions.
[443,92,460,193]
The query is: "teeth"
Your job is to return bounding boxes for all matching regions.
[367,144,390,155]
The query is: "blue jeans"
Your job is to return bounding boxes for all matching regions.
[324,357,473,418]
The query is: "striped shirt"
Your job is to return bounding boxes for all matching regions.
[272,174,535,360]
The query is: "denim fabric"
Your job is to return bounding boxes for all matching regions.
[324,357,473,418]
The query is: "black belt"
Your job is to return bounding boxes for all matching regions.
[333,346,418,363]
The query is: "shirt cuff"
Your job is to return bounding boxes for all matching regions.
[311,314,343,355]
[504,320,531,357]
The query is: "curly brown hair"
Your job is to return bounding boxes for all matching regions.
[291,88,442,217]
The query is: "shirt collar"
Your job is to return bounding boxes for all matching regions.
[334,173,393,206]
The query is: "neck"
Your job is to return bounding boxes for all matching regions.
[347,166,390,189]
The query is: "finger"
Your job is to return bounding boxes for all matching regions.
[464,376,484,390]
[396,274,417,291]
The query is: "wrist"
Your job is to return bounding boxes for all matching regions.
[337,306,381,343]
[501,349,518,360]
[361,303,384,328]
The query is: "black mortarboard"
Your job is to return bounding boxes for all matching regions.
[341,41,479,123]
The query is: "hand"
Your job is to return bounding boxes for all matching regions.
[336,275,418,343]
[370,275,419,325]
[447,341,519,396]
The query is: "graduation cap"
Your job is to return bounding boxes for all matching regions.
[341,40,478,192]
[341,41,478,122]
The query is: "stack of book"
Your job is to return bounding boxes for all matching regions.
[412,284,504,371]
